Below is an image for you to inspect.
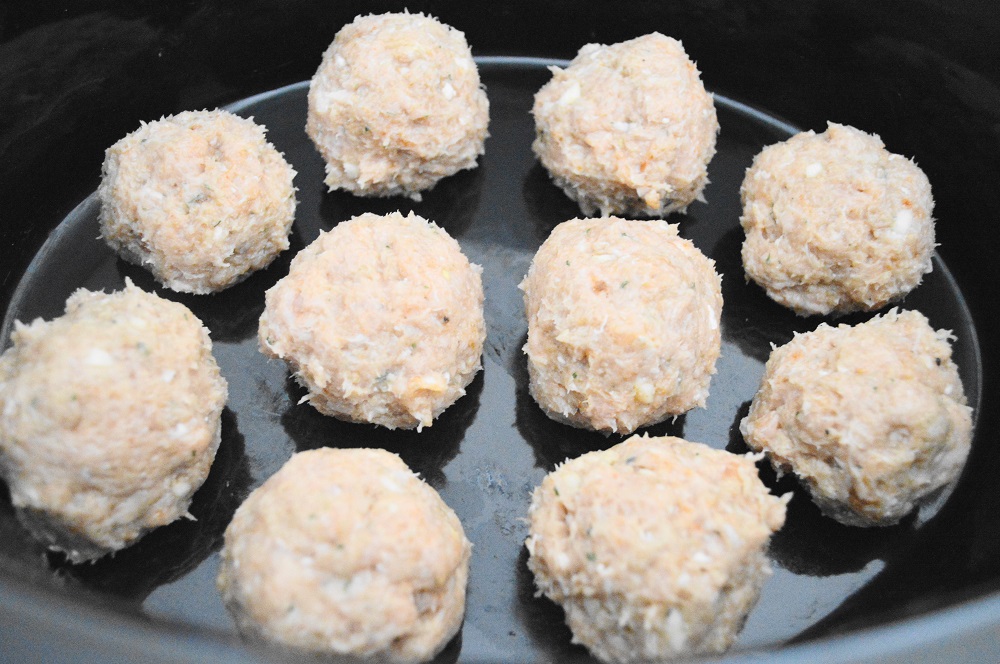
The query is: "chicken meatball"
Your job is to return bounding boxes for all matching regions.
[521,217,722,434]
[740,309,972,527]
[217,447,471,662]
[98,109,297,294]
[306,12,489,199]
[740,122,935,315]
[0,280,227,562]
[532,33,719,217]
[259,211,485,430]
[526,434,788,663]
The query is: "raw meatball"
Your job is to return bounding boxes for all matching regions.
[99,109,297,294]
[306,12,489,200]
[259,211,485,430]
[521,217,722,434]
[217,447,471,662]
[532,33,719,217]
[526,434,788,663]
[740,309,972,527]
[0,280,227,562]
[740,122,935,315]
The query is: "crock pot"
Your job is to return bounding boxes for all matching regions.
[1,2,998,662]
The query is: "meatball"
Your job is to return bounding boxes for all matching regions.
[217,447,471,662]
[526,434,788,663]
[306,12,489,200]
[520,217,722,434]
[740,122,935,315]
[740,309,972,527]
[99,109,297,294]
[532,33,719,217]
[0,280,227,562]
[259,211,485,430]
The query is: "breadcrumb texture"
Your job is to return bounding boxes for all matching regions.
[259,211,485,430]
[306,12,489,199]
[217,448,471,662]
[98,109,297,294]
[740,122,935,315]
[740,309,972,527]
[532,33,718,217]
[526,435,788,663]
[0,281,227,562]
[521,217,722,434]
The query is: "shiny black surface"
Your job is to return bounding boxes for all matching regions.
[1,3,999,663]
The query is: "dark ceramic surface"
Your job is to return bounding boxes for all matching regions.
[1,3,999,663]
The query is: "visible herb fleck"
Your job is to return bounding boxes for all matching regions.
[625,456,636,465]
[620,280,629,289]
[935,357,942,366]
[586,552,597,562]
[553,486,560,497]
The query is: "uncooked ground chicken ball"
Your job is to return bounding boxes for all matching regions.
[740,122,935,315]
[259,211,485,430]
[217,447,471,662]
[521,217,722,434]
[99,109,297,294]
[0,281,227,562]
[306,12,489,199]
[740,309,972,527]
[527,434,788,663]
[532,33,718,217]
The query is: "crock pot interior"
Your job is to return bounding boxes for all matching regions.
[1,2,999,663]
